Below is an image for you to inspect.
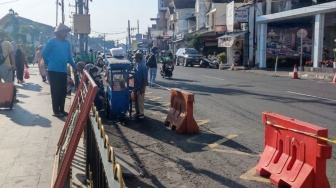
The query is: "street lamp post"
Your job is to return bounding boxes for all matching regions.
[30,25,35,56]
[8,9,14,40]
[8,9,19,41]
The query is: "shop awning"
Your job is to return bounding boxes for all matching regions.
[218,31,248,39]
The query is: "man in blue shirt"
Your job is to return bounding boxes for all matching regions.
[133,52,148,119]
[42,23,77,117]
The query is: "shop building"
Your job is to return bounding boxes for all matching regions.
[256,1,336,68]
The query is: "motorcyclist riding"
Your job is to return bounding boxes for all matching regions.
[160,52,174,79]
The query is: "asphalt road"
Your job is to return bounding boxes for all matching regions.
[106,65,336,188]
[146,66,336,187]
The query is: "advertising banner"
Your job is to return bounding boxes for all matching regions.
[226,1,234,32]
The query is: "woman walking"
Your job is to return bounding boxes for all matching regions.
[15,44,28,83]
[33,45,47,82]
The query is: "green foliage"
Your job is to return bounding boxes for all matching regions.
[90,36,116,50]
[217,52,227,64]
[188,33,202,51]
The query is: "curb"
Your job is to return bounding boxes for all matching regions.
[289,72,334,81]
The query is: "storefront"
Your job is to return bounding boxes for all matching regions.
[217,2,251,66]
[172,33,185,53]
[218,31,247,66]
[256,1,336,69]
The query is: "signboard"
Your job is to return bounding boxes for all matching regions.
[215,25,226,32]
[235,7,249,23]
[73,14,91,34]
[167,30,174,37]
[175,33,184,41]
[218,38,234,47]
[163,35,171,39]
[135,34,142,42]
[150,30,164,38]
[297,29,307,38]
[226,1,235,32]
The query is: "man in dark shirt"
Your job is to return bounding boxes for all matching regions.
[146,47,158,88]
[133,52,148,119]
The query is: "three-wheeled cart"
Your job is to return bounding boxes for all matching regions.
[105,62,132,119]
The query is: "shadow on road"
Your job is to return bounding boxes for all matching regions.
[103,109,255,187]
[16,83,43,92]
[0,104,52,127]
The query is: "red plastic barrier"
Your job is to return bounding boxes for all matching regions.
[256,112,332,188]
[164,88,199,134]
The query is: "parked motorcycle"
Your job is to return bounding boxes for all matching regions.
[200,56,219,69]
[160,60,174,79]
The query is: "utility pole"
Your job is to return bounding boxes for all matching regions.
[78,0,84,56]
[61,0,64,24]
[253,0,256,67]
[56,0,59,25]
[84,0,89,52]
[103,34,106,54]
[128,20,131,51]
[137,20,139,34]
[126,37,128,51]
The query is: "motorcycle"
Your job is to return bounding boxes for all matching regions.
[160,60,174,79]
[200,56,219,69]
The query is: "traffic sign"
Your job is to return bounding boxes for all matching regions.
[297,29,307,38]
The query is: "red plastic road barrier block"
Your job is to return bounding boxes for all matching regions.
[164,88,199,134]
[256,112,332,188]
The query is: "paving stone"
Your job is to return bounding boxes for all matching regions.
[0,148,20,165]
[39,159,54,184]
[7,161,44,177]
[0,68,87,187]
[2,175,40,188]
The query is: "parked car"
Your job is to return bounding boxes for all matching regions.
[175,48,203,67]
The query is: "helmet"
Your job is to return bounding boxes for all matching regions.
[151,47,158,53]
[137,49,144,54]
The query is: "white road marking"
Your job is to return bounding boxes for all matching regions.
[151,82,171,91]
[286,91,336,102]
[201,75,225,81]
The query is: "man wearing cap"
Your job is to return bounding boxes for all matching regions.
[42,23,77,117]
[132,52,148,119]
[0,30,16,83]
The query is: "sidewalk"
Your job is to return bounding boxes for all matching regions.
[231,66,335,82]
[0,66,84,188]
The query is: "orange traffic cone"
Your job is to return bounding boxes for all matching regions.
[292,65,299,79]
[332,73,336,83]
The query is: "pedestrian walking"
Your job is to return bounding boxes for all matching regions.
[0,31,16,83]
[146,47,158,88]
[33,45,47,82]
[132,52,148,119]
[42,23,77,117]
[15,44,29,83]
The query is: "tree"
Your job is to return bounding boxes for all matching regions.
[188,33,202,51]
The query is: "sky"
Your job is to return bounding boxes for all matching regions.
[0,0,158,43]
